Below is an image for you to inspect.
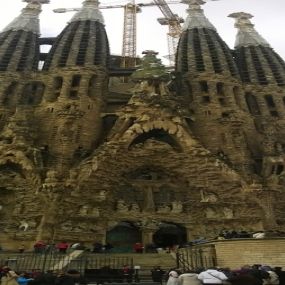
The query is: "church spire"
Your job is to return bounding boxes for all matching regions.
[70,0,104,24]
[229,12,270,48]
[181,0,216,31]
[1,0,49,35]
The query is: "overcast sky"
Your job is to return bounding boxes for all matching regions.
[0,0,284,64]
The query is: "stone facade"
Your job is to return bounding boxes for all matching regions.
[0,0,285,249]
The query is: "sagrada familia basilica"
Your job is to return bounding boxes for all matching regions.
[0,0,285,250]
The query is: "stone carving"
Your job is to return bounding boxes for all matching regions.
[116,200,129,213]
[171,201,183,213]
[130,203,140,213]
[200,190,218,203]
[19,221,29,231]
[91,207,100,217]
[223,207,234,219]
[157,204,171,213]
[97,190,107,202]
[205,208,218,219]
[79,205,89,216]
[13,204,23,216]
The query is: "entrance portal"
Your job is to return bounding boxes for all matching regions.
[153,222,186,248]
[106,222,141,253]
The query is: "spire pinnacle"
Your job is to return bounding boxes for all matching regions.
[2,0,49,34]
[181,0,216,31]
[229,12,270,48]
[70,0,104,24]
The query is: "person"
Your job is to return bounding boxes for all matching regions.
[178,271,202,285]
[17,272,34,285]
[261,266,279,285]
[54,271,75,285]
[167,270,179,285]
[133,242,144,253]
[31,270,57,285]
[151,266,165,285]
[229,273,263,285]
[274,267,285,285]
[198,268,228,285]
[18,243,25,254]
[1,270,19,285]
[121,265,133,283]
[33,240,46,254]
[56,241,69,254]
[66,269,88,285]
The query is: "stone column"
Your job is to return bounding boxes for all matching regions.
[142,228,154,246]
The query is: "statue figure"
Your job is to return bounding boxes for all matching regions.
[130,203,140,213]
[117,200,129,213]
[13,203,23,215]
[205,208,218,219]
[97,190,107,202]
[223,207,234,219]
[200,190,218,203]
[19,220,29,231]
[171,201,183,213]
[157,204,171,213]
[92,207,100,217]
[79,205,89,216]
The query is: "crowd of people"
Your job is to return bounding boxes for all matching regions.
[164,265,285,285]
[0,266,87,285]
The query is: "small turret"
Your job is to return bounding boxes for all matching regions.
[230,12,285,86]
[176,0,238,77]
[0,0,48,72]
[43,0,110,70]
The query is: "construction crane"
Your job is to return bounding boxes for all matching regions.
[154,0,184,65]
[53,1,181,69]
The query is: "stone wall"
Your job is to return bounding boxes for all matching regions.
[196,238,285,268]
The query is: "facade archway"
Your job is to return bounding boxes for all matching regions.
[153,222,186,248]
[106,221,141,253]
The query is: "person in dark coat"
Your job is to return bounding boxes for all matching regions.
[29,270,56,285]
[151,266,165,284]
[54,271,75,285]
[275,267,285,285]
[229,274,262,285]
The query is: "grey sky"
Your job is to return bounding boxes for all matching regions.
[0,0,284,63]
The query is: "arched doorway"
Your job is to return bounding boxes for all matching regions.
[153,222,186,248]
[106,222,141,253]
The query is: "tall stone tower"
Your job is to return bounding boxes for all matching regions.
[0,0,284,250]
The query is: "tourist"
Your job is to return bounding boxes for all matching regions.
[151,266,165,285]
[33,240,46,254]
[56,241,69,254]
[178,271,202,285]
[17,272,34,285]
[54,271,75,285]
[133,242,144,253]
[167,270,179,285]
[197,268,228,284]
[1,270,18,285]
[260,266,279,285]
[274,267,285,285]
[18,243,25,254]
[121,265,133,283]
[229,273,263,285]
[31,270,57,285]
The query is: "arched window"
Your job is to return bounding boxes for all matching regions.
[245,92,261,115]
[69,75,81,99]
[53,76,63,99]
[88,75,97,97]
[264,95,276,108]
[19,82,45,105]
[199,81,209,93]
[2,81,18,106]
[216,82,225,95]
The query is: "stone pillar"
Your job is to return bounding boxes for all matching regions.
[184,225,195,242]
[142,228,154,246]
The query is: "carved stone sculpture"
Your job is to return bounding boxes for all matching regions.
[223,207,234,219]
[157,204,171,213]
[79,205,89,216]
[117,200,129,213]
[171,201,183,213]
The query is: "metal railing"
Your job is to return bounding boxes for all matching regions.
[176,245,217,271]
[0,252,134,275]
